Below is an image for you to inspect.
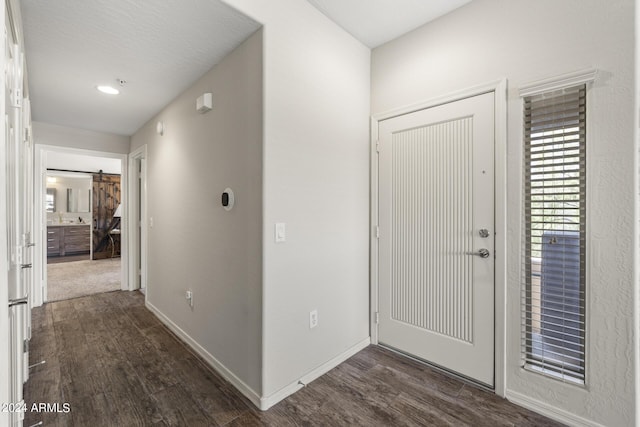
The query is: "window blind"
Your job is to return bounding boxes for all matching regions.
[522,84,586,384]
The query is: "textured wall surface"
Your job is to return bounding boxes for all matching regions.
[372,0,635,425]
[130,30,263,393]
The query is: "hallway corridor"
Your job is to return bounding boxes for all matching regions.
[25,291,561,426]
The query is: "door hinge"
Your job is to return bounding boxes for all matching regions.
[12,88,22,108]
[18,400,25,421]
[375,312,379,324]
[23,339,29,353]
[375,141,380,153]
[375,226,380,239]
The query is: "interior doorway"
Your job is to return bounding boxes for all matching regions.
[33,145,128,306]
[128,145,147,294]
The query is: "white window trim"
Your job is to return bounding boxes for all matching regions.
[519,69,598,98]
[519,70,597,387]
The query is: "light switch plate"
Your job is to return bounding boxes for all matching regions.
[275,223,286,243]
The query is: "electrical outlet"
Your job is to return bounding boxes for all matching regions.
[309,309,318,329]
[185,290,193,307]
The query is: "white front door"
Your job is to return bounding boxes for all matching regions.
[378,92,495,387]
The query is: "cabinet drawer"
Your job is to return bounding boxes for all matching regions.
[65,243,90,253]
[63,226,90,254]
[47,244,60,256]
[47,227,62,237]
[65,226,90,235]
[65,238,90,250]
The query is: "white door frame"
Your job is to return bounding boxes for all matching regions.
[34,144,128,306]
[128,145,147,294]
[0,1,10,421]
[370,79,508,396]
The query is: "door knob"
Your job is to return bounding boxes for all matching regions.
[21,263,32,269]
[467,248,490,258]
[479,229,490,238]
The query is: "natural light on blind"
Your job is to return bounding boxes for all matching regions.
[522,84,586,384]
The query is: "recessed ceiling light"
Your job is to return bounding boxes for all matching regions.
[97,85,120,95]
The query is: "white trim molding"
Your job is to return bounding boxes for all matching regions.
[370,79,508,397]
[373,79,506,122]
[259,337,370,410]
[146,301,263,407]
[519,69,598,97]
[506,390,605,427]
[34,144,128,304]
[128,145,148,294]
[146,300,369,411]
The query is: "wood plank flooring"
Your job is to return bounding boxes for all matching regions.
[24,291,563,426]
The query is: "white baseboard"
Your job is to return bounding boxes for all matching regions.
[146,301,371,412]
[259,337,371,410]
[506,389,605,427]
[145,301,263,408]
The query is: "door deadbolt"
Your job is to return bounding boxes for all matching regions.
[479,229,490,238]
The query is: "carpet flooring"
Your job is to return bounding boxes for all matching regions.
[47,258,121,302]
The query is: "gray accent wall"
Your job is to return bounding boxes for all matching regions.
[130,29,264,393]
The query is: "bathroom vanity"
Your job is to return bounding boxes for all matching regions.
[47,224,91,258]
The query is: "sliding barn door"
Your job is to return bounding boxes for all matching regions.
[378,92,495,386]
[92,173,121,259]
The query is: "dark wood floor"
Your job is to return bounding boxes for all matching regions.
[25,291,562,426]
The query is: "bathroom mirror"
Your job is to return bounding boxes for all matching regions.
[67,188,91,213]
[46,188,56,212]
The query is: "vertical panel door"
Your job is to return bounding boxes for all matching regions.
[378,92,495,386]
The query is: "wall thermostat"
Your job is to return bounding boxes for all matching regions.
[222,188,234,211]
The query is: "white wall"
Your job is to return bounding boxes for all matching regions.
[635,2,640,424]
[46,151,121,174]
[220,0,371,403]
[33,121,130,154]
[130,30,263,394]
[371,0,635,425]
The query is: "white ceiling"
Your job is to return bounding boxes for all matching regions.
[22,0,261,136]
[22,0,471,138]
[306,0,472,48]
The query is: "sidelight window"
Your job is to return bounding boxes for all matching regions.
[522,84,586,384]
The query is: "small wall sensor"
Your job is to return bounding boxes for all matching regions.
[222,188,234,211]
[196,93,213,113]
[156,121,164,136]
